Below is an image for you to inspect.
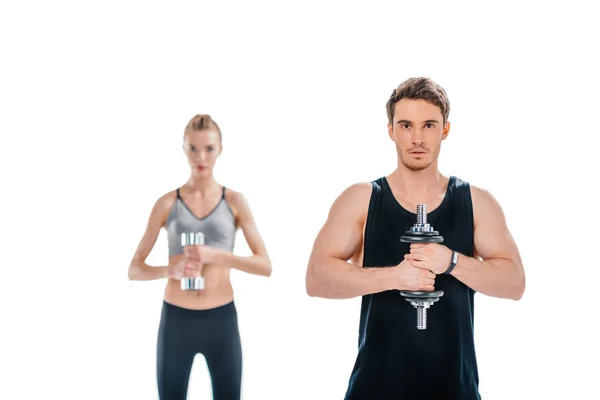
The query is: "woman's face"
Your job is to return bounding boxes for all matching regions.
[183,129,222,178]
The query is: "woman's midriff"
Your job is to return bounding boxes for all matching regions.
[164,253,234,310]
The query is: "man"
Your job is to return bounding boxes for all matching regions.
[305,77,525,399]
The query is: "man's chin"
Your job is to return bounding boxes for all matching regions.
[402,160,431,171]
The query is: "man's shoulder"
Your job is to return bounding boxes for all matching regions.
[450,175,484,203]
[451,176,503,219]
[330,180,382,215]
[340,176,387,200]
[450,174,471,189]
[339,181,374,201]
[449,175,489,199]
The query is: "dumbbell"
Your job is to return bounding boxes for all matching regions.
[400,204,444,330]
[180,232,205,291]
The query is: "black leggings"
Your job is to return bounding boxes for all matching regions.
[156,300,242,400]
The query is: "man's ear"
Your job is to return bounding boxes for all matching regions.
[388,123,395,141]
[442,121,451,140]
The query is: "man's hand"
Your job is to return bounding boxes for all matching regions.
[404,243,453,275]
[393,259,436,291]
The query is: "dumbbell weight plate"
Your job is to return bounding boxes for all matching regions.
[400,290,444,298]
[400,235,444,243]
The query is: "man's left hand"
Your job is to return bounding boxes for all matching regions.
[404,243,453,275]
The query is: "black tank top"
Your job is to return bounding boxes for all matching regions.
[344,175,481,400]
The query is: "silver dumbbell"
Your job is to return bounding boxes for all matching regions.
[180,232,205,291]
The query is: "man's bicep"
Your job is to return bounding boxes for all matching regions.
[310,183,371,262]
[312,215,362,262]
[472,187,522,263]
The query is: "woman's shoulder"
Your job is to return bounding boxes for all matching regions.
[153,189,179,215]
[222,186,245,207]
[158,188,179,203]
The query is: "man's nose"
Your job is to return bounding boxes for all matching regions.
[411,128,425,144]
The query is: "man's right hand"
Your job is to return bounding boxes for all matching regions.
[392,259,436,291]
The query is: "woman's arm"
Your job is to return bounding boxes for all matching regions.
[127,192,176,281]
[212,190,272,277]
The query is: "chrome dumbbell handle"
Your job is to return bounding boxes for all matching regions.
[180,232,205,291]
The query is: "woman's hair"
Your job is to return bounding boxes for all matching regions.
[184,114,222,142]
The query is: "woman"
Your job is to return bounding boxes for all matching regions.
[128,114,272,400]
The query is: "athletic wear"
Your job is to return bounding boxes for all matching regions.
[157,186,241,399]
[166,187,236,257]
[157,301,242,400]
[344,175,481,399]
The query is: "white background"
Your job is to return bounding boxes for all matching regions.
[1,1,599,399]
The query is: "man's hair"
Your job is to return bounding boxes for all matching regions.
[184,114,222,142]
[386,77,450,125]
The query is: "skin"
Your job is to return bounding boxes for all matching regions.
[128,128,272,310]
[305,98,525,301]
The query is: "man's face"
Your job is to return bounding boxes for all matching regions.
[388,98,450,171]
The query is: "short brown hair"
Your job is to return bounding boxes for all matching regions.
[386,77,450,125]
[184,114,222,142]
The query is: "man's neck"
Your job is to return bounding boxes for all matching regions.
[388,162,446,198]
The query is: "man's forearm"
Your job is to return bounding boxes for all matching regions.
[306,256,394,299]
[451,253,525,300]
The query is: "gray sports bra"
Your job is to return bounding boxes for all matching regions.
[166,187,236,257]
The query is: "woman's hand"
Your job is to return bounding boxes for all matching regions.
[167,257,203,280]
[184,245,221,266]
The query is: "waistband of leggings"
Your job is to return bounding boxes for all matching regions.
[162,299,236,318]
